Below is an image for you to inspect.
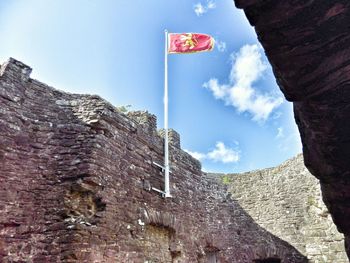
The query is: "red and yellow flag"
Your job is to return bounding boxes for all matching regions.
[168,33,214,54]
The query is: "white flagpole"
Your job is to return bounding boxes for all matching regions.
[164,29,171,198]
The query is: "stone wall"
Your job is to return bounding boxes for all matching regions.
[223,155,348,263]
[0,58,307,262]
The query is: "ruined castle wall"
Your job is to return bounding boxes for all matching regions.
[225,155,348,263]
[0,58,307,263]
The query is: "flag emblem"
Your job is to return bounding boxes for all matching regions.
[168,33,214,54]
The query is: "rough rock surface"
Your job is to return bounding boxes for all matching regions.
[220,154,347,263]
[0,58,307,262]
[234,0,350,259]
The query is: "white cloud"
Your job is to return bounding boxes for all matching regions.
[194,3,206,16]
[203,79,228,99]
[207,142,239,163]
[272,111,282,120]
[184,149,206,161]
[194,1,216,16]
[185,141,240,164]
[207,0,216,9]
[203,44,284,122]
[276,127,284,139]
[215,39,226,52]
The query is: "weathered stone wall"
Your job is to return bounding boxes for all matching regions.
[224,154,348,263]
[0,58,307,262]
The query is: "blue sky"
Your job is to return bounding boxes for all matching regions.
[0,0,301,173]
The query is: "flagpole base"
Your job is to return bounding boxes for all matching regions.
[151,187,172,198]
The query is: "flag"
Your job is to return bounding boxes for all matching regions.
[168,33,214,54]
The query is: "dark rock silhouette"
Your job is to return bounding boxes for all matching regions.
[234,0,350,259]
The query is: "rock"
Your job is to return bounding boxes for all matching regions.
[234,0,350,259]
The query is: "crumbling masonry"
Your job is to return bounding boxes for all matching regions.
[0,58,305,262]
[0,58,345,262]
